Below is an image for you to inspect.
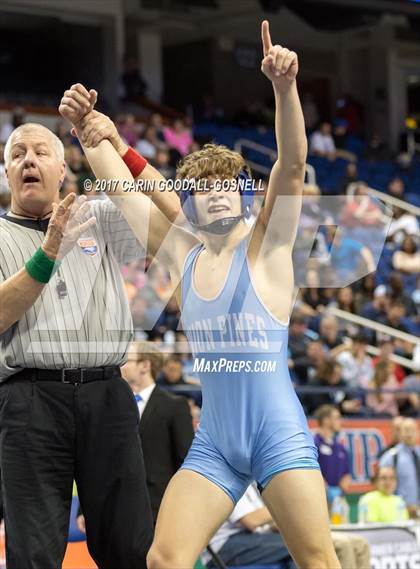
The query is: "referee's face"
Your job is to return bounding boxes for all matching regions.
[6,126,65,217]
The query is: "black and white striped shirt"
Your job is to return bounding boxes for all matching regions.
[0,198,144,381]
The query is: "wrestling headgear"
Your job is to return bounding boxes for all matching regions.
[179,170,254,235]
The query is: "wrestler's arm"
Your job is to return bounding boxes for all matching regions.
[254,21,306,248]
[79,139,197,272]
[59,84,181,224]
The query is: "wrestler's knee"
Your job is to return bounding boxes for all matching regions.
[294,541,341,569]
[147,542,195,569]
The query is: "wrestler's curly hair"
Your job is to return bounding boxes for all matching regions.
[176,143,251,180]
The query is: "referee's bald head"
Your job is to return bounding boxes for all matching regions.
[4,123,66,217]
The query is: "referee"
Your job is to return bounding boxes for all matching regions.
[0,122,153,568]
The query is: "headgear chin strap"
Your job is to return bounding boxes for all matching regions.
[179,170,254,235]
[196,215,244,235]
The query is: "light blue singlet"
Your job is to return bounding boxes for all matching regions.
[180,236,319,503]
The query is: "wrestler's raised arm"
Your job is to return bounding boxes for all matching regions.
[59,84,181,224]
[256,21,307,248]
[59,87,197,275]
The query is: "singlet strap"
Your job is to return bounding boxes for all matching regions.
[181,243,203,308]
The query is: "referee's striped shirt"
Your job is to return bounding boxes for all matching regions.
[0,198,144,381]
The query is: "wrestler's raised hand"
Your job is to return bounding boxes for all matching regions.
[260,20,298,87]
[59,84,98,127]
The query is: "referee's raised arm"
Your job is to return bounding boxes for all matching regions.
[0,192,95,334]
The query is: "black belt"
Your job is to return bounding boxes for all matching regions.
[11,366,121,385]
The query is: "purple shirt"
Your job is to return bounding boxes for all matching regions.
[314,433,350,486]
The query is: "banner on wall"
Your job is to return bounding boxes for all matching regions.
[308,419,394,493]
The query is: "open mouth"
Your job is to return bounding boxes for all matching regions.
[23,175,40,184]
[208,205,229,214]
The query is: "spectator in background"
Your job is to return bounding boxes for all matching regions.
[308,360,361,415]
[325,226,376,284]
[147,113,165,142]
[0,107,25,144]
[158,296,180,335]
[353,274,376,314]
[400,370,419,417]
[319,314,344,350]
[288,313,318,383]
[205,483,295,569]
[378,416,404,458]
[303,339,328,384]
[387,177,405,201]
[364,360,400,417]
[120,57,148,99]
[386,273,417,317]
[392,236,420,276]
[360,286,390,324]
[136,126,167,160]
[381,300,411,335]
[358,466,408,522]
[379,418,419,518]
[117,113,139,148]
[121,342,194,522]
[336,333,373,390]
[338,94,363,134]
[157,354,198,389]
[197,94,225,123]
[327,287,360,338]
[55,118,73,148]
[60,177,81,199]
[387,206,419,245]
[65,145,89,178]
[131,293,162,336]
[333,119,357,162]
[151,149,175,179]
[338,162,359,195]
[371,338,406,385]
[310,122,336,160]
[299,270,331,315]
[365,131,388,162]
[313,405,351,503]
[340,182,383,229]
[163,119,193,157]
[302,93,319,131]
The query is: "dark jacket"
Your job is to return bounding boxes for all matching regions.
[139,385,194,521]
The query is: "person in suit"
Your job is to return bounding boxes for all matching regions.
[77,341,194,527]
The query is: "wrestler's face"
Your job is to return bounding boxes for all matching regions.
[6,126,65,216]
[194,178,242,227]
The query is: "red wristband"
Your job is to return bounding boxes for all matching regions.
[122,147,148,178]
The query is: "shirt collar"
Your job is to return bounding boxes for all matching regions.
[1,212,50,232]
[136,383,156,405]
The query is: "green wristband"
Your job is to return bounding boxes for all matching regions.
[25,247,61,284]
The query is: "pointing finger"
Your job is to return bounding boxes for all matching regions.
[261,20,272,57]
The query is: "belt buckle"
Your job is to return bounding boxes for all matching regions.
[61,368,85,384]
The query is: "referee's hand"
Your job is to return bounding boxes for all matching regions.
[42,193,96,261]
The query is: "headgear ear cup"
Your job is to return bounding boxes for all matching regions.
[237,170,254,219]
[179,183,197,225]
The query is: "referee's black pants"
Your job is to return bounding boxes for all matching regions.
[0,371,154,569]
